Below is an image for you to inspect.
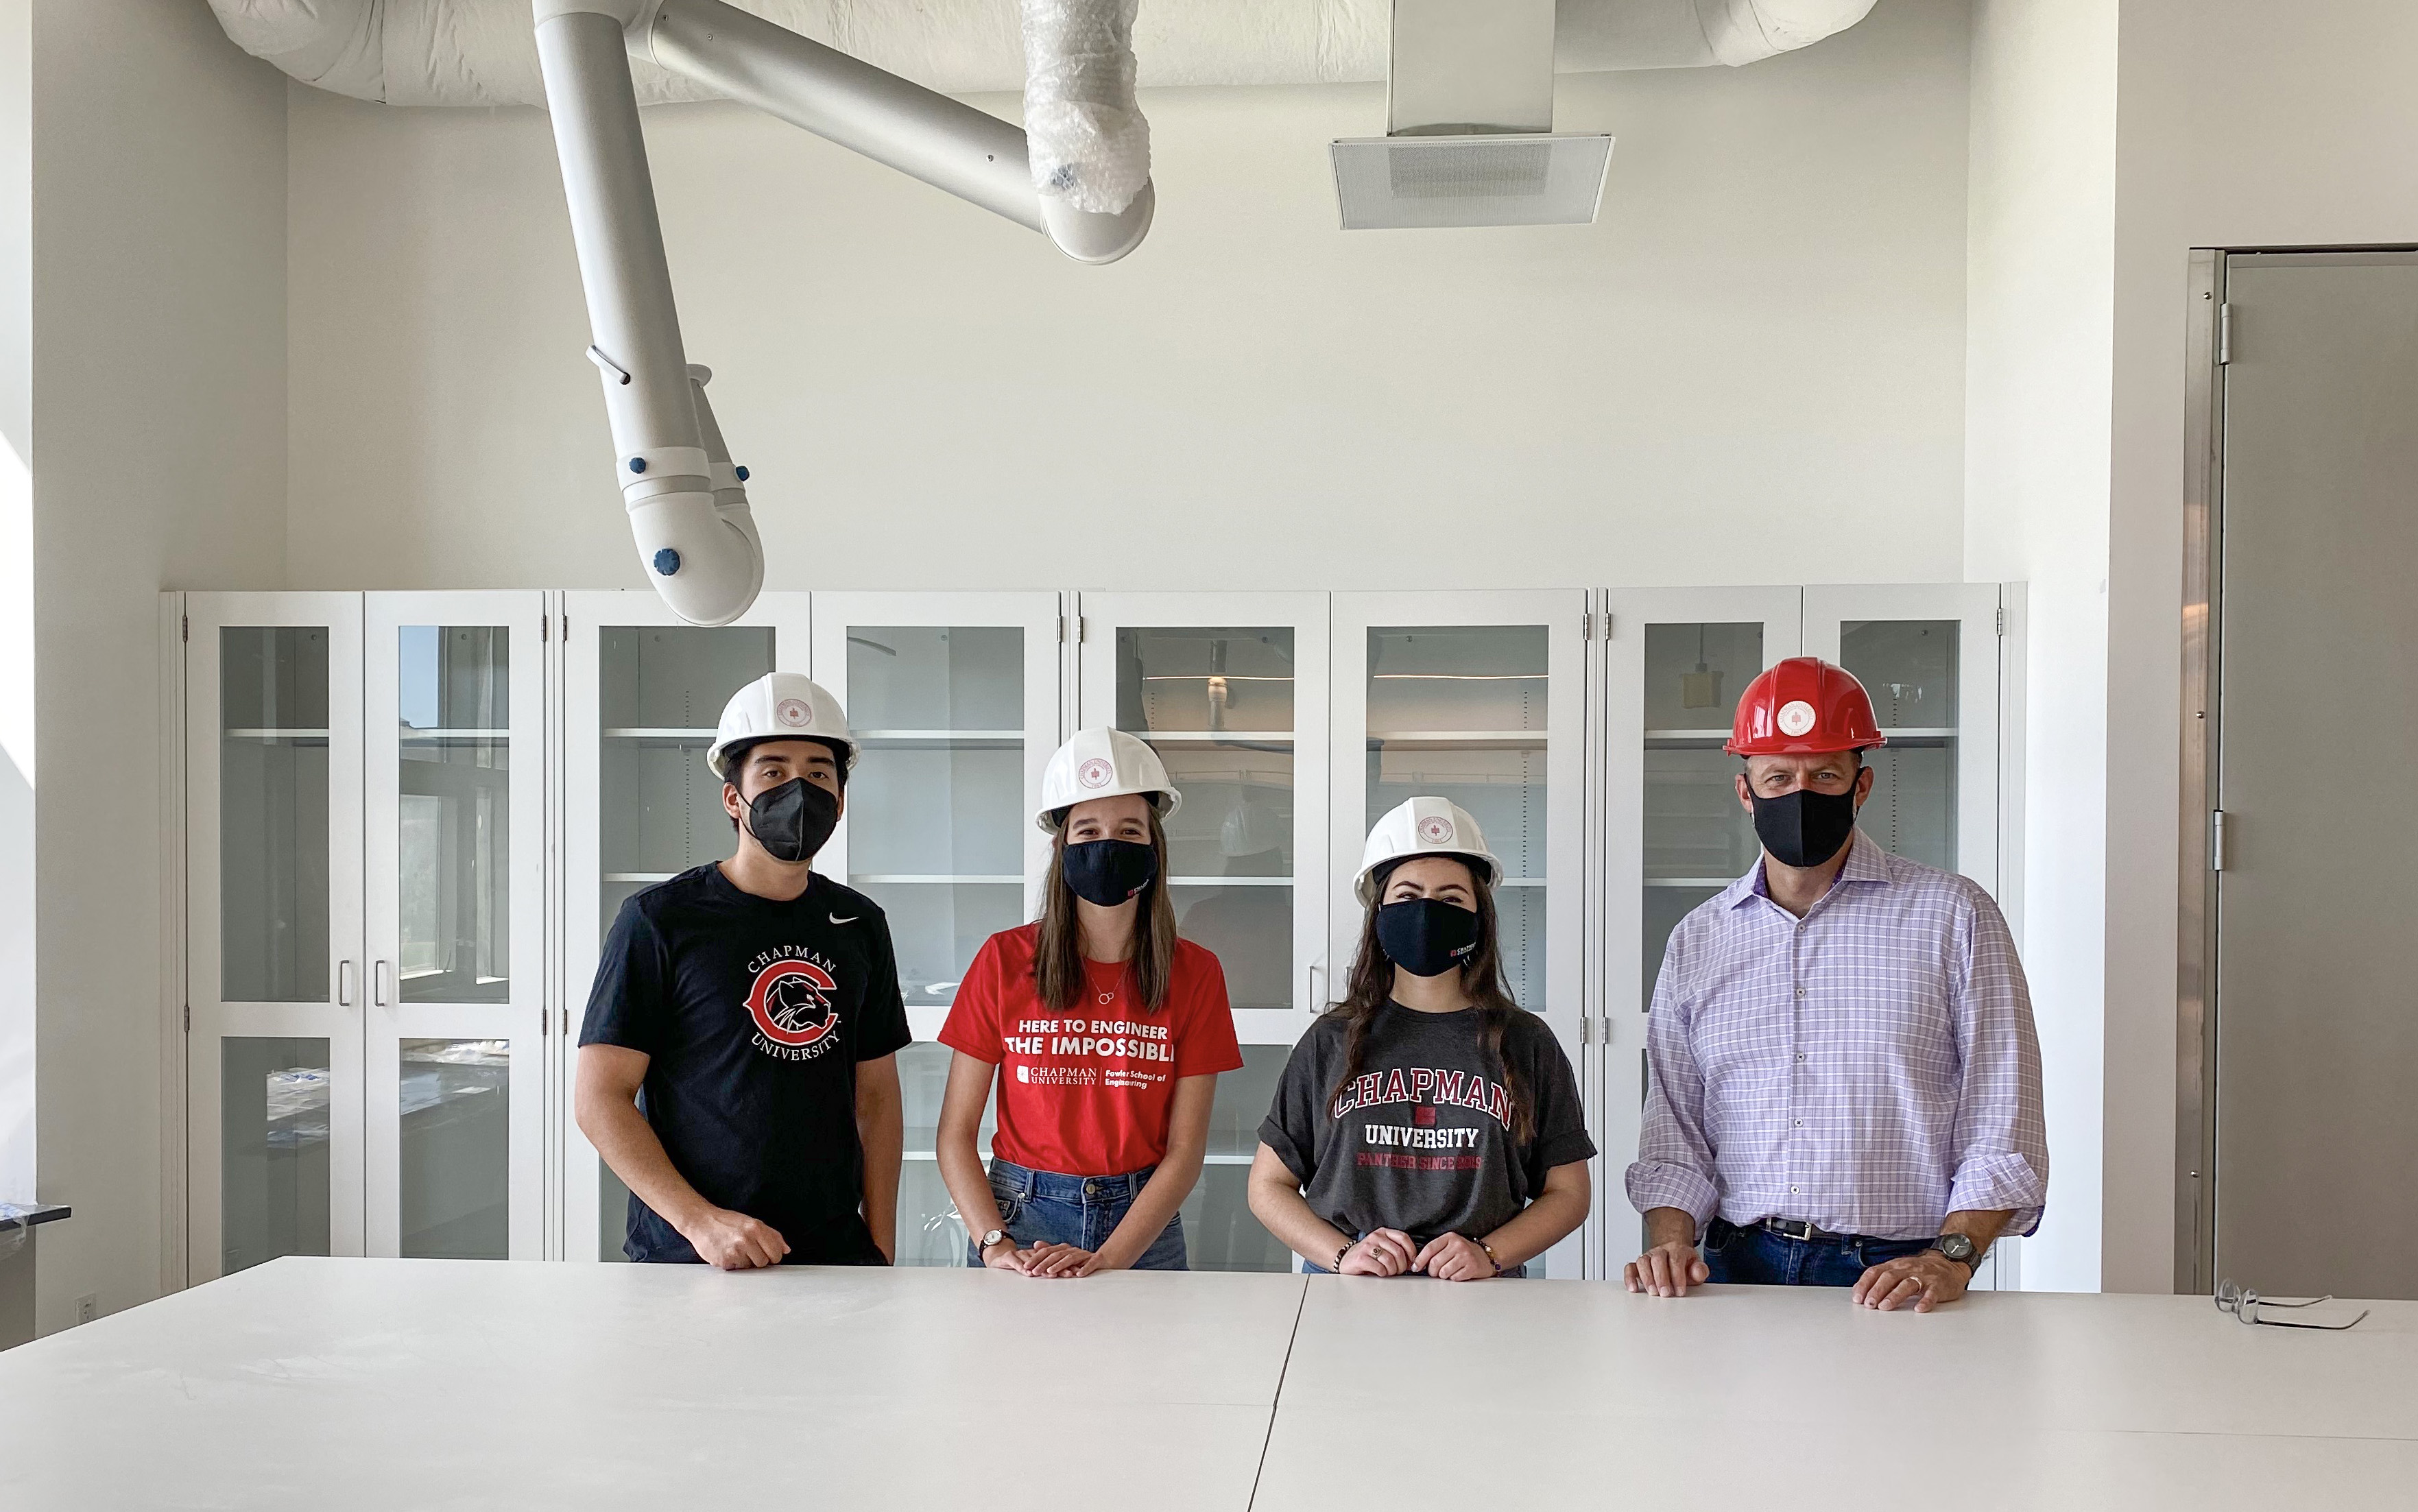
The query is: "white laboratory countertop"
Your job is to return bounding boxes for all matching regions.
[1,1262,2412,1511]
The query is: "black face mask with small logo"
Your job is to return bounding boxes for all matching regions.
[1061,839,1159,905]
[1747,783,1858,869]
[1375,897,1483,979]
[746,776,840,864]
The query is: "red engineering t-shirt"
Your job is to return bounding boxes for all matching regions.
[938,923,1243,1177]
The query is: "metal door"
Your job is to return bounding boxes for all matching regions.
[2205,250,2418,1299]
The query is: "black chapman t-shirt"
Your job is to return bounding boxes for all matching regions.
[1259,1003,1595,1248]
[580,865,911,1264]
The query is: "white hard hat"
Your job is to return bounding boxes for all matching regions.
[1036,727,1182,832]
[1219,800,1284,858]
[1354,796,1503,906]
[707,673,856,778]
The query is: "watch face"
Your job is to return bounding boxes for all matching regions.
[1937,1235,1976,1261]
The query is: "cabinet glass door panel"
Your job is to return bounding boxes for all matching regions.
[1183,1044,1294,1272]
[219,626,333,1004]
[1601,588,1802,1247]
[185,594,366,1282]
[1081,597,1329,1045]
[366,595,547,1261]
[891,1041,998,1267]
[1803,586,2002,891]
[218,1036,334,1274]
[568,593,803,1261]
[813,596,1059,1042]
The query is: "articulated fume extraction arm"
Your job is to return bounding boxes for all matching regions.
[534,0,1155,625]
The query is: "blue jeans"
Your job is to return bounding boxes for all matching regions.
[1702,1219,1932,1286]
[967,1158,1188,1270]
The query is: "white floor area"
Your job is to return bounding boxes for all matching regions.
[0,1260,2409,1509]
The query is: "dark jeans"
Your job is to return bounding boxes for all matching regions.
[1702,1219,1933,1287]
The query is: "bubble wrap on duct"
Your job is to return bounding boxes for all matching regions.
[1020,0,1150,215]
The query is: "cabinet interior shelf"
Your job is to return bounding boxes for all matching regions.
[398,728,507,742]
[603,727,714,741]
[1132,730,1295,745]
[1366,730,1546,747]
[1645,726,1958,742]
[852,874,1023,887]
[853,729,1023,748]
[1647,877,1739,889]
[224,728,331,741]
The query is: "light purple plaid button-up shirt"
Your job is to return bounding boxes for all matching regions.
[1625,832,2048,1241]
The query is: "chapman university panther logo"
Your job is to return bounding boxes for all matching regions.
[743,948,846,1061]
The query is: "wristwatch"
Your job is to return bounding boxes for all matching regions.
[976,1228,1009,1257]
[1928,1233,1979,1273]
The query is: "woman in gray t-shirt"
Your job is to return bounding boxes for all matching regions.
[1248,797,1594,1280]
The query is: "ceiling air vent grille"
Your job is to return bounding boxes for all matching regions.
[1330,134,1614,230]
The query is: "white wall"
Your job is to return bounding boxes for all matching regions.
[2097,0,2418,1293]
[1963,0,2115,1291]
[29,0,287,1332]
[0,0,29,1213]
[286,0,1974,594]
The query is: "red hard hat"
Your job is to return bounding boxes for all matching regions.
[1724,656,1887,756]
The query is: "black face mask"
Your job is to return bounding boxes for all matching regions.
[1748,783,1860,869]
[1375,897,1483,979]
[745,776,840,864]
[1062,839,1158,906]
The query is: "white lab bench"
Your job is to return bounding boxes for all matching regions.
[0,1259,2408,1509]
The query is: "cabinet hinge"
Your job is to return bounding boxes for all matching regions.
[1581,1015,1592,1046]
[2218,302,2233,365]
[1581,612,1594,640]
[2211,809,2227,871]
[542,614,549,643]
[1055,614,1066,645]
[1996,606,2005,636]
[182,1003,190,1032]
[180,614,188,643]
[562,614,570,641]
[1077,616,1088,644]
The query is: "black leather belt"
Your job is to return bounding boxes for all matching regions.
[1756,1217,1847,1242]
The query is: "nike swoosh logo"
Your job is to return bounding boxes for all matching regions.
[829,913,859,924]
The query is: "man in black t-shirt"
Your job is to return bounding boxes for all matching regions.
[576,673,908,1269]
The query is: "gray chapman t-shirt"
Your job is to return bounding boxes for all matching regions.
[1258,1003,1596,1247]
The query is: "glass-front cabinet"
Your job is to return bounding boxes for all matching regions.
[1329,591,1589,1275]
[1804,585,2003,891]
[178,583,2014,1286]
[562,591,809,1261]
[363,595,550,1259]
[1077,592,1330,1273]
[1599,588,1802,1243]
[811,592,1061,1266]
[185,595,367,1281]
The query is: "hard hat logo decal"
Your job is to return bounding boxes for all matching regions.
[1077,756,1114,789]
[1777,699,1818,737]
[1417,815,1455,845]
[775,697,812,728]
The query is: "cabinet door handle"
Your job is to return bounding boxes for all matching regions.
[374,960,392,1007]
[1304,961,1324,1012]
[338,960,355,1008]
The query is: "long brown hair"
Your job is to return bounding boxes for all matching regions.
[1033,809,1181,1012]
[1324,856,1533,1142]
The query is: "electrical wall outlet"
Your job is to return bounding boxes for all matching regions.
[73,1293,96,1325]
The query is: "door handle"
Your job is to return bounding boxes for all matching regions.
[374,959,392,1007]
[338,959,355,1007]
[1305,961,1324,1012]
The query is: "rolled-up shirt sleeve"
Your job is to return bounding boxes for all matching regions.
[1945,888,2050,1234]
[1625,930,1721,1227]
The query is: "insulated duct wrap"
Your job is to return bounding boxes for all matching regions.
[210,1,1880,108]
[1020,0,1148,216]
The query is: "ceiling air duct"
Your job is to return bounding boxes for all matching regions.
[1331,0,1611,230]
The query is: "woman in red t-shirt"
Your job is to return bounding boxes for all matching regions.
[937,728,1243,1275]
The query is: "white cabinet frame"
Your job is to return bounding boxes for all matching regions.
[183,592,368,1281]
[558,590,813,1261]
[362,592,552,1260]
[1074,592,1330,1045]
[811,591,1062,1044]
